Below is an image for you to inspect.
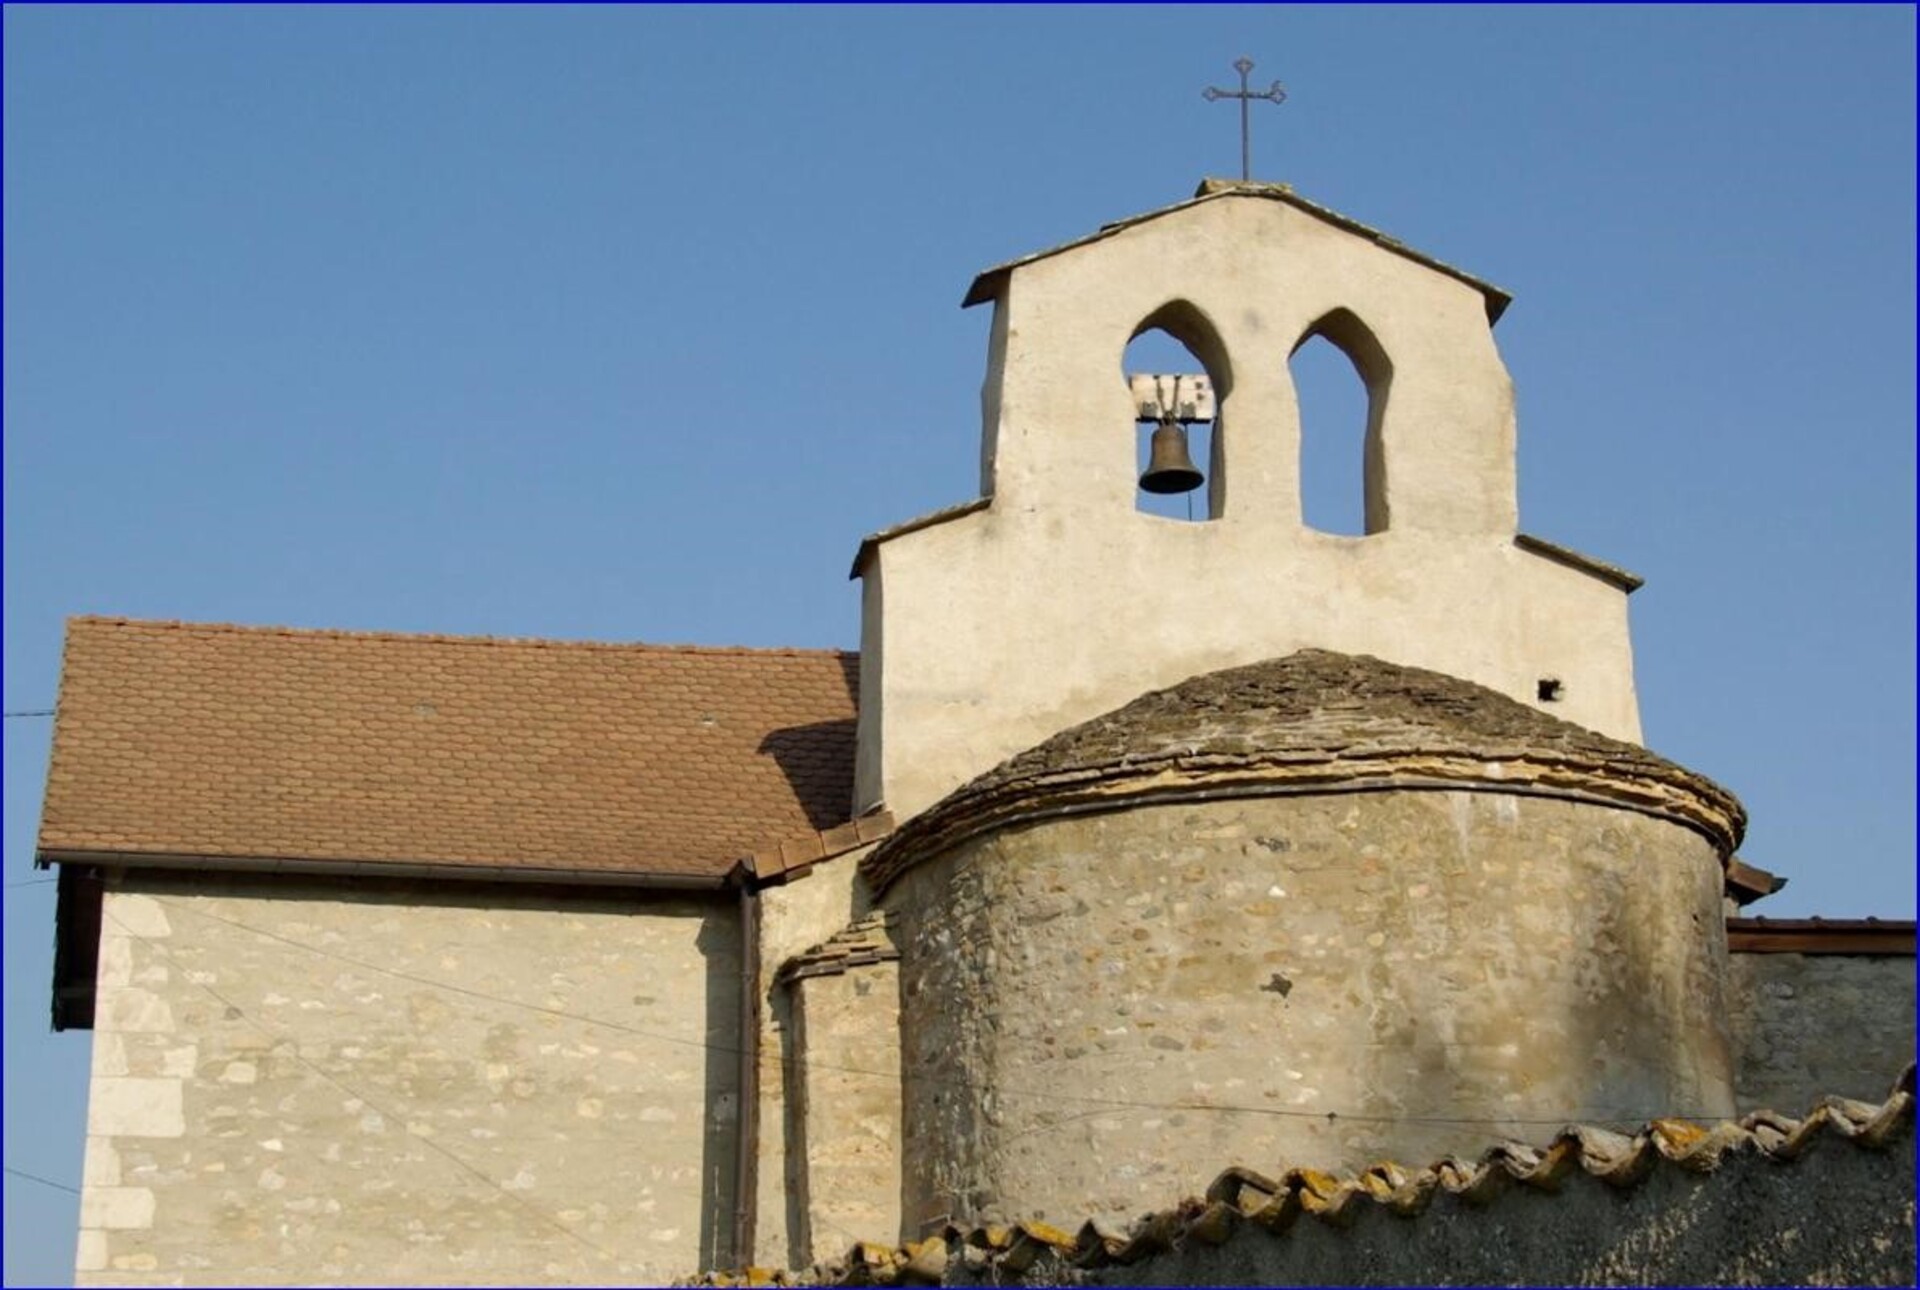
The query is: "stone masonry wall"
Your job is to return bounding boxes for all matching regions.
[891,790,1733,1234]
[1060,1117,1916,1287]
[1726,951,1916,1112]
[76,871,740,1287]
[752,851,873,1270]
[790,964,903,1264]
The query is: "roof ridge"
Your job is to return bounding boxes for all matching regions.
[961,180,1512,322]
[64,615,855,659]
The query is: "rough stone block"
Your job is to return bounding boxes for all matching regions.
[87,1079,184,1139]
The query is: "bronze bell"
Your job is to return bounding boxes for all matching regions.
[1139,419,1204,495]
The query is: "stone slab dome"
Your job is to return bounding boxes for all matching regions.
[863,649,1744,892]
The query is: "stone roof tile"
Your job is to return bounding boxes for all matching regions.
[863,650,1746,893]
[775,910,900,985]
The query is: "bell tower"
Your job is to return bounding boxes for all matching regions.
[852,180,1648,821]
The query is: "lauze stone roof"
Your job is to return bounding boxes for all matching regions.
[865,649,1747,893]
[38,617,858,882]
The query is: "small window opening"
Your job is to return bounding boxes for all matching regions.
[1290,310,1393,536]
[1291,335,1372,535]
[1537,678,1564,703]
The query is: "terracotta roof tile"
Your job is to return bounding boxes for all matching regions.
[38,617,858,881]
[750,810,895,886]
[1727,916,1916,955]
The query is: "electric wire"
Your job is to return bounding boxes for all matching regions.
[101,905,625,1269]
[4,1165,78,1195]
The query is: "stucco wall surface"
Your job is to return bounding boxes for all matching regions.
[891,790,1733,1233]
[75,873,740,1287]
[857,194,1641,820]
[1726,951,1917,1112]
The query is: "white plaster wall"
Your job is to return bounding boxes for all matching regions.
[75,873,740,1287]
[857,194,1641,819]
[985,198,1518,535]
[862,517,1638,820]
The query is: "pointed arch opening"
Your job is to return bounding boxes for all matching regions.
[1290,309,1393,536]
[1122,301,1234,522]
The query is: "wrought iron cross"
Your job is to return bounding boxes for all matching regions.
[1203,57,1287,181]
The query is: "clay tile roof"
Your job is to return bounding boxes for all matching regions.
[38,617,859,882]
[1727,917,1917,956]
[694,1066,1917,1286]
[864,650,1746,893]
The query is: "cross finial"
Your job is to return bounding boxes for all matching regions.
[1202,56,1287,181]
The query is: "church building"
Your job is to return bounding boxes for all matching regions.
[37,179,1915,1286]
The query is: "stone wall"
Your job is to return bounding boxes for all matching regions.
[751,852,874,1269]
[1726,951,1917,1111]
[789,964,903,1264]
[76,871,740,1286]
[1038,1120,1916,1287]
[890,790,1733,1234]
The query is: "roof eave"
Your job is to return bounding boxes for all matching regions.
[1514,534,1645,594]
[36,848,734,892]
[849,498,991,580]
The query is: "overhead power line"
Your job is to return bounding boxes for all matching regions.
[4,1165,79,1195]
[147,893,1734,1130]
[103,906,622,1268]
[4,709,54,719]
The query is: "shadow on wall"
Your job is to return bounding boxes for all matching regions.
[697,913,745,1272]
[1361,823,1725,1163]
[779,983,813,1270]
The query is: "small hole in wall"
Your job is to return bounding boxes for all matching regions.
[1537,678,1564,703]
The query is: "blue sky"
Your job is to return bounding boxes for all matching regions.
[4,5,1914,1284]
